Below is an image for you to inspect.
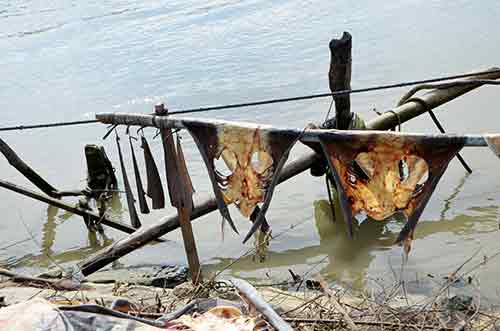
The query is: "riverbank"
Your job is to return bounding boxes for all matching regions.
[1,262,496,330]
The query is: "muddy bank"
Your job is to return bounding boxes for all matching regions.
[1,264,496,330]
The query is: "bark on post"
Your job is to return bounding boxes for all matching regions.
[79,68,500,277]
[329,32,352,129]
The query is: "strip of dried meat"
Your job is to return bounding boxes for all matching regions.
[115,133,141,229]
[129,136,149,214]
[183,120,299,241]
[318,130,465,253]
[141,135,165,209]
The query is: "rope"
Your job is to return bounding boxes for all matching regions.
[1,68,499,132]
[0,119,98,132]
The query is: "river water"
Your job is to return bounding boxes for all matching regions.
[1,0,500,301]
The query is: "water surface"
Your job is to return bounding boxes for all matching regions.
[1,0,500,302]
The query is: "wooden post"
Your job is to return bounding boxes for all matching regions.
[329,32,352,129]
[79,68,500,276]
[155,103,202,283]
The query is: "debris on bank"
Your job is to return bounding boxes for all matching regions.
[0,264,496,330]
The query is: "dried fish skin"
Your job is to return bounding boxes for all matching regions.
[141,136,165,209]
[484,133,500,158]
[184,120,299,238]
[161,128,183,208]
[175,135,194,211]
[319,131,465,251]
[129,136,149,214]
[115,134,141,229]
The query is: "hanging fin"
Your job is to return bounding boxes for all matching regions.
[160,128,183,208]
[129,135,149,214]
[116,132,141,228]
[175,135,194,212]
[141,136,165,209]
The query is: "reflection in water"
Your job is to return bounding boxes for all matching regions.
[8,193,125,270]
[208,198,499,292]
[440,172,470,221]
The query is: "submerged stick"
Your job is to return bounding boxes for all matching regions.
[116,133,141,228]
[79,67,500,276]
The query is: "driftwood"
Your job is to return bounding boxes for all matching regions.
[79,67,500,276]
[0,138,60,198]
[0,267,81,291]
[329,31,352,129]
[0,179,164,241]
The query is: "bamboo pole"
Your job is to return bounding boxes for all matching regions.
[0,179,164,241]
[79,67,500,276]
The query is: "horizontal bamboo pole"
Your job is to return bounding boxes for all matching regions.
[80,68,500,276]
[96,114,491,146]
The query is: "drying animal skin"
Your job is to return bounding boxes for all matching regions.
[319,130,465,253]
[484,133,500,159]
[115,133,141,229]
[141,135,165,209]
[164,306,270,331]
[129,135,149,214]
[184,120,299,241]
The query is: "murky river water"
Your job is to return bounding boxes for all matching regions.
[1,0,500,302]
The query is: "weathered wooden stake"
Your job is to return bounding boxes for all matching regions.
[156,103,202,283]
[329,32,352,129]
[79,68,500,276]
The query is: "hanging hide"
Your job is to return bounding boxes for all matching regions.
[484,134,500,159]
[175,135,195,211]
[318,131,465,253]
[160,128,183,208]
[140,136,165,209]
[183,121,299,242]
[115,133,141,229]
[129,136,149,214]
